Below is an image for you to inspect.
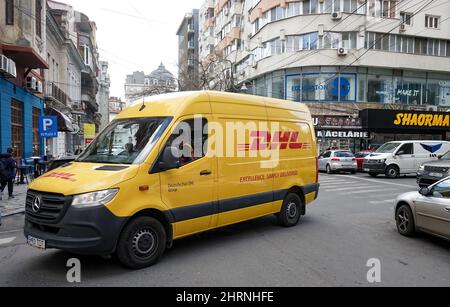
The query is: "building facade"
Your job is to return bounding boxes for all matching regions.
[177,9,200,91]
[97,60,110,132]
[198,0,450,152]
[124,63,177,105]
[108,96,125,122]
[0,0,48,159]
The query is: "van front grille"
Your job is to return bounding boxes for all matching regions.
[25,191,72,224]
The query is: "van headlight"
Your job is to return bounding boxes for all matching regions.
[72,189,119,208]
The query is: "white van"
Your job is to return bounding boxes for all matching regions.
[363,141,450,178]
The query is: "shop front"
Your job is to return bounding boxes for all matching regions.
[314,115,370,153]
[359,109,450,147]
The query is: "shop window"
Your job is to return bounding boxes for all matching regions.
[367,74,394,103]
[11,100,23,159]
[272,74,285,99]
[395,77,425,105]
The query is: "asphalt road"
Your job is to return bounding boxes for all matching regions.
[0,173,449,287]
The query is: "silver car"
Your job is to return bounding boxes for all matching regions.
[395,178,450,240]
[318,150,357,174]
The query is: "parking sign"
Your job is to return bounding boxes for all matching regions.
[39,116,58,138]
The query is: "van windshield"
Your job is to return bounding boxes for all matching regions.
[77,117,171,165]
[376,143,401,153]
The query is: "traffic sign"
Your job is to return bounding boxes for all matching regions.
[39,116,58,138]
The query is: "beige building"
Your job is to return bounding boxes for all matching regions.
[198,0,450,151]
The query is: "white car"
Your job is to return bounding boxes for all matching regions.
[395,177,450,240]
[363,141,450,178]
[318,150,357,174]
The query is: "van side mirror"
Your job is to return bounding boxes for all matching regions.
[438,155,443,159]
[159,147,181,172]
[419,187,431,196]
[396,150,405,156]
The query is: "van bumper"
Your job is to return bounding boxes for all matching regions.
[24,204,128,255]
[362,162,387,174]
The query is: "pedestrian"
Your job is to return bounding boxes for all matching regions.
[0,148,17,201]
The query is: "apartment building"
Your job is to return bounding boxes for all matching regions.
[177,9,200,90]
[198,0,450,151]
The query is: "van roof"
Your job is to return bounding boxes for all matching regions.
[116,91,311,120]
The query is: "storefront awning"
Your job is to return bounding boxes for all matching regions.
[0,44,49,69]
[46,108,75,133]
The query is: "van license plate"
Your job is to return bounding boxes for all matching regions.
[27,236,46,249]
[429,172,443,178]
[364,168,370,172]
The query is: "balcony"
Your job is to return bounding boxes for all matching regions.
[45,83,68,106]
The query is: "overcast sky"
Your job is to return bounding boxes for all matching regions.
[59,0,202,100]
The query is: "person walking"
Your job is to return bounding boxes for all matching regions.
[0,148,17,200]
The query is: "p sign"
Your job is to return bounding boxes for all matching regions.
[39,116,58,138]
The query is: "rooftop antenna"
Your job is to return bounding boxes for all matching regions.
[139,95,146,112]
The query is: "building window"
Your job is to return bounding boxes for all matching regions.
[425,15,440,29]
[82,44,90,65]
[35,0,42,38]
[32,107,41,156]
[5,0,14,25]
[400,12,412,25]
[11,100,23,159]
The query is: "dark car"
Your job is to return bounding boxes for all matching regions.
[417,151,450,187]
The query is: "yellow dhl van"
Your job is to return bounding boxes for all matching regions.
[25,91,319,269]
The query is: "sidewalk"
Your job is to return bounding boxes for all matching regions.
[0,184,28,217]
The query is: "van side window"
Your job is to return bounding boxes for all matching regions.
[165,118,208,167]
[398,143,413,155]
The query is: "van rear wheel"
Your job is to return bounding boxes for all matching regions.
[277,193,303,227]
[116,216,166,269]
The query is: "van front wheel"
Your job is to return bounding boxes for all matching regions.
[116,216,166,269]
[385,165,400,179]
[277,193,303,227]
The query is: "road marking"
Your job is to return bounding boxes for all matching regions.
[339,189,397,195]
[369,199,396,205]
[338,175,417,189]
[0,237,16,245]
[325,185,372,192]
[0,229,23,235]
[319,180,352,184]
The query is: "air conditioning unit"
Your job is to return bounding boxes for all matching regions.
[0,55,17,78]
[26,77,37,91]
[36,81,43,93]
[331,12,342,20]
[337,47,348,56]
[399,23,406,33]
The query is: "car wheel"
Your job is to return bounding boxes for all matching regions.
[116,216,166,269]
[385,165,399,179]
[277,193,303,227]
[369,172,378,178]
[326,164,333,174]
[396,204,416,237]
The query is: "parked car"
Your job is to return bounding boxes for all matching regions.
[417,150,450,187]
[355,151,374,172]
[363,141,450,178]
[318,150,357,174]
[395,177,450,240]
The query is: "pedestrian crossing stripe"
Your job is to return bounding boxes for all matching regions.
[338,188,397,195]
[0,237,16,245]
[369,199,396,205]
[324,185,373,192]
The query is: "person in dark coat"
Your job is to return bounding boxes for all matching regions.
[0,148,17,200]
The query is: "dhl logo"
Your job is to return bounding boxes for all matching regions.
[238,131,312,151]
[42,172,77,182]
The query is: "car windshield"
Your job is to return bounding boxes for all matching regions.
[440,151,450,160]
[77,117,171,165]
[335,151,354,158]
[376,143,401,153]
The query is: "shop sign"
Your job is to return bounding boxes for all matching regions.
[84,124,96,140]
[360,109,450,131]
[317,130,369,138]
[313,116,362,129]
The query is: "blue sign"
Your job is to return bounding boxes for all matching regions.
[331,77,351,97]
[39,116,58,138]
[421,143,443,154]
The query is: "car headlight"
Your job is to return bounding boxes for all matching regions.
[419,165,425,171]
[72,189,119,208]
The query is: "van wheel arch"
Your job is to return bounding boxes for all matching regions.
[385,164,400,178]
[286,186,306,216]
[124,209,173,249]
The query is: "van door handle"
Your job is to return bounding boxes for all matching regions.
[200,170,212,176]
